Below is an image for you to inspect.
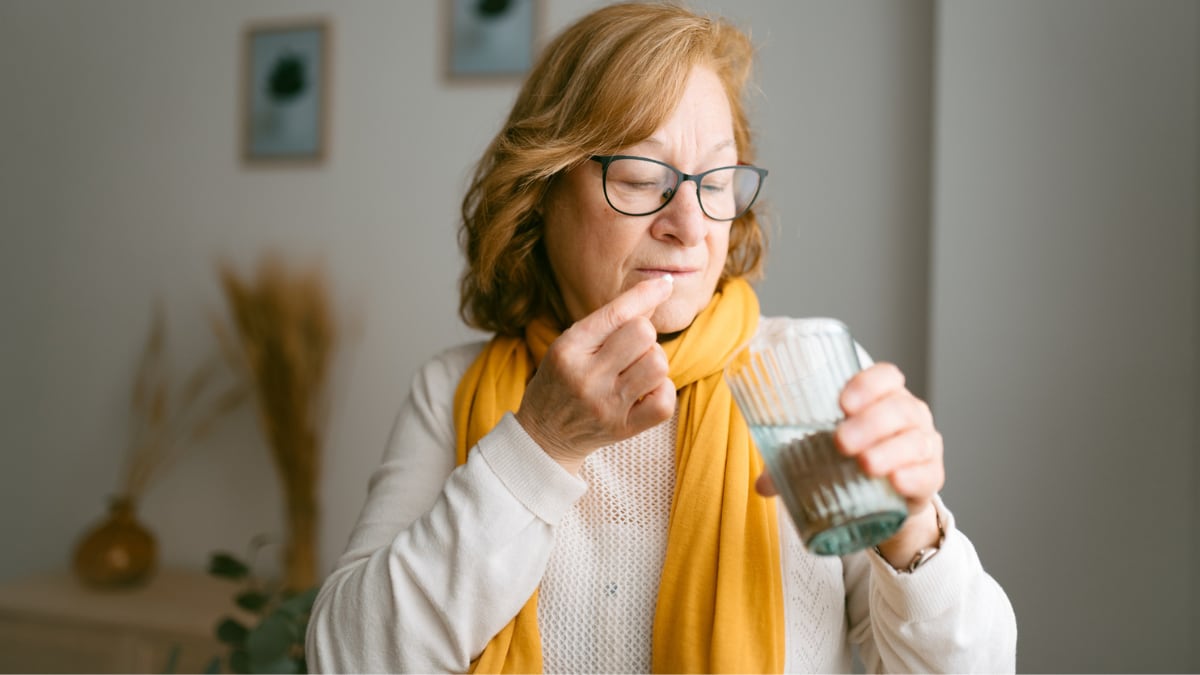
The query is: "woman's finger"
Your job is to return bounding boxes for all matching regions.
[616,341,671,406]
[755,470,777,497]
[597,316,660,381]
[839,362,906,416]
[565,276,673,350]
[627,378,676,431]
[856,428,943,478]
[836,390,933,455]
[890,460,946,503]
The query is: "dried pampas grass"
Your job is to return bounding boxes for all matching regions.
[120,300,246,502]
[214,254,337,592]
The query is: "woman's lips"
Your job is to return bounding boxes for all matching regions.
[638,267,696,278]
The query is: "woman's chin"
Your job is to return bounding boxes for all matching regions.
[651,301,701,335]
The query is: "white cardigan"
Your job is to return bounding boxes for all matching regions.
[306,332,1017,673]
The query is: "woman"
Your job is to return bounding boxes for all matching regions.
[307,3,1016,673]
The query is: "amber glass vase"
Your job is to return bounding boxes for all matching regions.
[73,496,157,587]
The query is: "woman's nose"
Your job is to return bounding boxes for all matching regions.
[651,180,708,245]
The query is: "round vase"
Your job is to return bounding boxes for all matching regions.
[73,496,157,587]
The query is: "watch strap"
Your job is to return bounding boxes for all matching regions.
[878,506,946,573]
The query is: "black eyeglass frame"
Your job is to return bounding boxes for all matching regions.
[590,154,768,221]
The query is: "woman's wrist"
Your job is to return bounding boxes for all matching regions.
[514,408,585,475]
[875,501,943,571]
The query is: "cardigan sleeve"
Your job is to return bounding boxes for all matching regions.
[843,497,1018,673]
[839,341,1017,673]
[305,343,587,673]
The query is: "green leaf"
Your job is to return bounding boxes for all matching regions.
[216,617,249,645]
[163,644,180,673]
[246,612,299,669]
[276,586,318,615]
[230,647,250,675]
[202,656,222,674]
[208,552,250,580]
[235,589,270,613]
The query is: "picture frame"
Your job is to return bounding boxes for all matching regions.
[242,18,331,165]
[445,0,538,81]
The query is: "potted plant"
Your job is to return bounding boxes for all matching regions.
[207,542,318,674]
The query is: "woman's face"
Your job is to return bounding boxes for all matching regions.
[542,65,737,334]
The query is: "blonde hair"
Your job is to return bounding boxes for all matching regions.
[459,1,765,335]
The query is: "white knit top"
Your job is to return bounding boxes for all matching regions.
[306,326,1017,674]
[538,411,853,673]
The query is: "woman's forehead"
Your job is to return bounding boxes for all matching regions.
[617,68,737,162]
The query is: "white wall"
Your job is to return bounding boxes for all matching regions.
[695,0,935,397]
[0,0,932,585]
[2,0,1195,671]
[930,1,1199,671]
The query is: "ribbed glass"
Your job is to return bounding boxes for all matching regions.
[726,319,907,555]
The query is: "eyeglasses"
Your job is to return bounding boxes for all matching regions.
[590,155,768,221]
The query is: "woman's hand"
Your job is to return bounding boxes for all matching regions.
[755,362,945,566]
[516,277,677,474]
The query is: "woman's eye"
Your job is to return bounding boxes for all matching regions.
[619,180,661,190]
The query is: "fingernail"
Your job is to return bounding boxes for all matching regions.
[662,273,673,285]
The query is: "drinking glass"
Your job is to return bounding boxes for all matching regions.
[726,318,908,555]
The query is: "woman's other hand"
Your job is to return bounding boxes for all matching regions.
[755,362,945,565]
[516,276,677,474]
[834,362,944,512]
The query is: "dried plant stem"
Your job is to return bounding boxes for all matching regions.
[217,254,335,592]
[117,301,243,503]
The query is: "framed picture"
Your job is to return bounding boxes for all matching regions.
[242,18,331,164]
[446,0,538,80]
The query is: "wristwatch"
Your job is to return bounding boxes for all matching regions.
[878,507,946,573]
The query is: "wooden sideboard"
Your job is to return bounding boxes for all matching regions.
[0,568,246,673]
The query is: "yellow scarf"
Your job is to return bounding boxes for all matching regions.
[453,278,784,673]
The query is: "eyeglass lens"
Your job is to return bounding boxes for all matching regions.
[602,157,762,220]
